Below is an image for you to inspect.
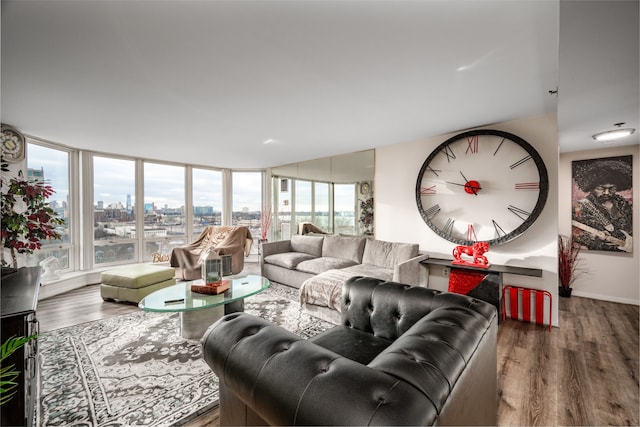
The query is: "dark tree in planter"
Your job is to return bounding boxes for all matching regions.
[1,160,64,268]
[558,234,583,297]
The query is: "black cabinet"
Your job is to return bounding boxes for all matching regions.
[1,267,41,427]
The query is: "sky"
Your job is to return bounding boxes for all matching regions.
[28,145,263,211]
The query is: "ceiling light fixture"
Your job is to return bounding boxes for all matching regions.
[592,123,636,142]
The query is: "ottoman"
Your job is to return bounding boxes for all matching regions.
[101,264,176,303]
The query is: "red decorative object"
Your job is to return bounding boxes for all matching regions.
[502,286,552,331]
[452,241,490,268]
[463,180,481,195]
[448,270,488,295]
[466,224,478,241]
[191,280,230,295]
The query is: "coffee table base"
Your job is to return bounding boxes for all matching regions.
[179,299,244,339]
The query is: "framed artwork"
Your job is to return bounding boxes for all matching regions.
[571,155,633,253]
[280,178,289,192]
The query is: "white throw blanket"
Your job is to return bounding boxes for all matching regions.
[299,269,356,312]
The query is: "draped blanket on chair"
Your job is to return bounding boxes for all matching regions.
[170,226,253,280]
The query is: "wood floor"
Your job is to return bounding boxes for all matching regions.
[37,277,639,426]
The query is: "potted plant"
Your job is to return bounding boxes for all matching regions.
[1,159,64,269]
[558,234,583,297]
[0,335,37,405]
[258,203,272,255]
[359,196,374,236]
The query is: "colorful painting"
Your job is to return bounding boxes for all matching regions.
[571,155,633,253]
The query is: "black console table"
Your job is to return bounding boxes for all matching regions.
[1,267,41,427]
[421,258,542,316]
[421,257,542,277]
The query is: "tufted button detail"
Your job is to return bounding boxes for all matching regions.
[245,326,261,336]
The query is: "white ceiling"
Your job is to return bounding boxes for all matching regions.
[1,0,638,169]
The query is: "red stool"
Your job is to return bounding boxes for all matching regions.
[501,286,552,331]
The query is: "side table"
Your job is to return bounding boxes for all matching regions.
[421,258,543,320]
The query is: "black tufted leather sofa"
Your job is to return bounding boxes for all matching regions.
[201,276,498,426]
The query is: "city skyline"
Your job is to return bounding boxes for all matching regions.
[28,144,360,221]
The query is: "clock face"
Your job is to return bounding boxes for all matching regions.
[415,129,549,246]
[1,124,25,162]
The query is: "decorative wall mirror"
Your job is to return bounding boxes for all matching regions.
[271,150,375,238]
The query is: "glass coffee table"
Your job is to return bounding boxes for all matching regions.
[139,274,270,339]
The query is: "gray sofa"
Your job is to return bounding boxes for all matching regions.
[260,234,428,323]
[202,276,498,426]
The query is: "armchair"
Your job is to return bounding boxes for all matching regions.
[170,226,253,280]
[202,276,498,426]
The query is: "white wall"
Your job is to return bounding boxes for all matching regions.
[375,113,560,326]
[559,145,639,305]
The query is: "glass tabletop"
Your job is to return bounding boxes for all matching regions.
[139,274,270,312]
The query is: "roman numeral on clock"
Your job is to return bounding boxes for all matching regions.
[515,182,539,190]
[420,185,437,195]
[510,155,532,169]
[466,135,478,154]
[427,166,441,176]
[441,145,456,162]
[508,205,530,220]
[493,137,506,156]
[443,218,455,236]
[425,204,441,219]
[492,219,506,238]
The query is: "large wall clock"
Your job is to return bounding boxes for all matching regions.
[1,124,25,162]
[415,129,549,246]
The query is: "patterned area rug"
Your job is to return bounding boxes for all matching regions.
[37,283,334,426]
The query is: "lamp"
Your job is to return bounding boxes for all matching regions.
[202,248,222,285]
[592,123,636,142]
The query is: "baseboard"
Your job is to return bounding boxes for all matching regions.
[39,271,102,300]
[571,290,639,306]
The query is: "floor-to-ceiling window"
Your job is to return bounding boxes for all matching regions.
[93,156,137,265]
[192,167,223,235]
[232,171,262,253]
[26,142,73,270]
[17,140,274,273]
[143,162,186,261]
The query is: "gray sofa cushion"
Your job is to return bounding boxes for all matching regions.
[362,239,418,269]
[297,257,358,274]
[264,252,317,269]
[322,235,365,263]
[291,234,324,256]
[340,264,394,282]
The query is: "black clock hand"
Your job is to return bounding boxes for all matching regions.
[445,181,482,190]
[458,171,479,195]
